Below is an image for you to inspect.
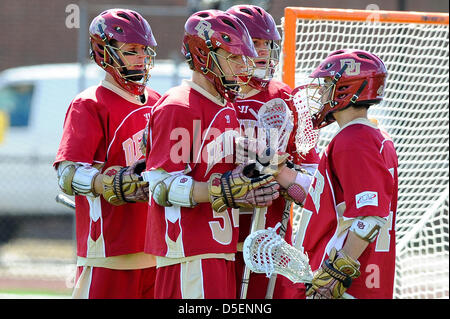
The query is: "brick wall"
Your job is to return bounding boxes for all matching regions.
[0,0,447,71]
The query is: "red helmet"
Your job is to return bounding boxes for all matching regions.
[89,9,157,95]
[226,5,281,91]
[181,10,257,102]
[308,49,387,128]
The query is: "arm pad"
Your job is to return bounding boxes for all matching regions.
[57,161,99,197]
[142,169,196,207]
[349,215,387,242]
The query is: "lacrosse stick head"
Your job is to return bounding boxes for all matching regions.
[290,85,320,156]
[236,98,293,172]
[243,225,313,284]
[256,98,293,153]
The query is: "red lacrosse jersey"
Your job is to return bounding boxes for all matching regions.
[299,119,398,299]
[234,79,320,245]
[54,81,161,258]
[144,81,241,258]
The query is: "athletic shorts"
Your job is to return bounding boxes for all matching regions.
[154,258,236,299]
[72,266,156,299]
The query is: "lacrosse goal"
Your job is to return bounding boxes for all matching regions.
[280,7,449,299]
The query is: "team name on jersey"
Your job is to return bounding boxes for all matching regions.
[122,128,145,166]
[205,129,240,175]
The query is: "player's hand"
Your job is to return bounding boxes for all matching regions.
[235,136,289,176]
[208,163,280,212]
[102,159,149,205]
[306,248,360,299]
[236,136,263,164]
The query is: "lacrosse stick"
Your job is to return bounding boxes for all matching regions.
[243,224,356,299]
[242,89,343,297]
[240,98,294,299]
[248,98,293,161]
[243,223,313,284]
[263,89,321,298]
[239,205,267,299]
[289,84,320,157]
[55,193,75,210]
[264,200,292,298]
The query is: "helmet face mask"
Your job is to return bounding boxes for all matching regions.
[251,39,280,84]
[89,9,157,96]
[182,10,258,102]
[226,5,281,91]
[305,77,338,128]
[206,49,255,98]
[102,41,156,94]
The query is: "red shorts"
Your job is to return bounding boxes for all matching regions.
[235,251,306,299]
[73,266,156,299]
[155,258,236,299]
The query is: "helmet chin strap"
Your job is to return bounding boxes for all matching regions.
[350,80,368,104]
[332,63,348,84]
[124,70,144,82]
[325,77,369,124]
[221,77,240,98]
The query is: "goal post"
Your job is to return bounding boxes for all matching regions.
[280,7,449,299]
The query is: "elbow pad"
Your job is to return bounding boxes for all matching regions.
[349,216,387,243]
[57,161,99,197]
[142,169,196,207]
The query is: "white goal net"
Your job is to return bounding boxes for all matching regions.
[280,7,449,299]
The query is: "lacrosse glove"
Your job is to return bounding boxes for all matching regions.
[102,159,149,205]
[208,163,280,212]
[306,248,360,299]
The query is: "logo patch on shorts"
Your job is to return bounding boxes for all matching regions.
[355,191,378,208]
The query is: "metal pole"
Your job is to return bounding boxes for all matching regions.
[398,0,407,11]
[77,1,88,93]
[240,207,267,299]
[264,200,292,299]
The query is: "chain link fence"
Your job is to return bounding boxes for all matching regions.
[0,64,81,296]
[0,56,192,297]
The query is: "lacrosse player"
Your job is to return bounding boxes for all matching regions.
[299,49,398,299]
[226,5,320,299]
[54,9,160,298]
[141,10,280,299]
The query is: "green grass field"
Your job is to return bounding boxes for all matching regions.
[0,289,71,299]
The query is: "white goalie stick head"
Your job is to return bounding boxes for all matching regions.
[243,223,314,284]
[289,84,320,156]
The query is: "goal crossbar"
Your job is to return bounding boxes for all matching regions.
[282,7,449,88]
